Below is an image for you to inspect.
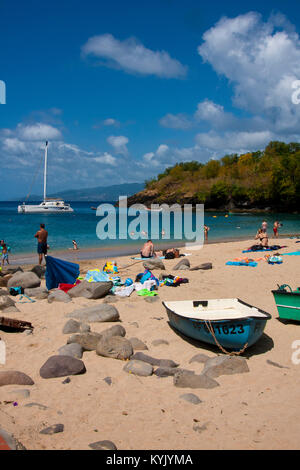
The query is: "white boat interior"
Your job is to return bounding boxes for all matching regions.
[164,299,269,321]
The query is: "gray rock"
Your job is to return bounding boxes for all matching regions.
[62,319,91,334]
[62,377,71,384]
[89,440,117,450]
[67,332,102,351]
[201,356,249,379]
[40,424,64,435]
[7,272,41,289]
[40,355,86,378]
[152,339,169,346]
[100,324,126,339]
[180,393,202,405]
[0,371,34,387]
[173,258,190,270]
[190,262,213,271]
[58,343,83,359]
[104,376,112,386]
[0,295,16,311]
[48,289,71,303]
[189,353,212,364]
[173,370,219,389]
[143,259,165,270]
[1,266,23,276]
[103,295,118,303]
[31,265,46,278]
[154,367,190,378]
[131,352,179,368]
[129,337,148,351]
[24,287,48,299]
[67,304,120,323]
[0,288,9,296]
[68,280,113,299]
[123,360,153,377]
[96,336,133,360]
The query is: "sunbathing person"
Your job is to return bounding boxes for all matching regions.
[255,229,269,248]
[140,240,155,258]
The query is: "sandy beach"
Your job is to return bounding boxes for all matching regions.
[1,237,300,450]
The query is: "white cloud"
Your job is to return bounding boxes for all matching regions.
[107,135,129,155]
[197,12,300,133]
[81,33,187,78]
[159,113,192,129]
[93,152,117,166]
[17,123,62,141]
[195,130,274,153]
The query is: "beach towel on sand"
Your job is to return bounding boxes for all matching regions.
[226,261,258,267]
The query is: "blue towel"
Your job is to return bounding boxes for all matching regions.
[45,256,80,290]
[226,261,258,267]
[282,251,300,256]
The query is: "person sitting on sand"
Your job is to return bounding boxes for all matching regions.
[255,228,269,248]
[0,240,9,266]
[140,240,154,258]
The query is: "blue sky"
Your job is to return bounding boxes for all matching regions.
[1,0,300,198]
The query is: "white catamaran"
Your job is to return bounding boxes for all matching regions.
[18,141,74,213]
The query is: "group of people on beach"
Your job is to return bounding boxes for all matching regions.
[254,220,282,249]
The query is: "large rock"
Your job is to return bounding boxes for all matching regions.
[96,336,133,360]
[0,370,34,387]
[0,288,9,296]
[173,258,190,270]
[40,355,86,378]
[201,356,249,378]
[48,289,71,303]
[179,393,202,405]
[31,265,46,278]
[143,259,165,270]
[7,272,41,289]
[190,263,213,271]
[67,304,120,323]
[40,424,64,435]
[24,287,48,299]
[58,343,83,359]
[67,332,102,351]
[123,360,153,377]
[154,367,190,378]
[0,295,16,311]
[189,353,211,364]
[1,266,23,276]
[62,319,90,334]
[131,352,179,368]
[173,370,219,389]
[99,324,126,339]
[68,281,113,299]
[129,337,148,351]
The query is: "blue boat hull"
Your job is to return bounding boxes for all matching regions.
[165,308,269,351]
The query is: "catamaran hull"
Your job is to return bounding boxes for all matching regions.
[18,205,74,213]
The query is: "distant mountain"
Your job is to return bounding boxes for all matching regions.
[16,182,144,202]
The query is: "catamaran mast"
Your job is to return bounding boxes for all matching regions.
[43,141,48,202]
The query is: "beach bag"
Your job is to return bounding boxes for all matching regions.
[9,286,24,296]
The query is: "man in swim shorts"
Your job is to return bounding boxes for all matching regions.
[34,223,48,265]
[140,240,154,258]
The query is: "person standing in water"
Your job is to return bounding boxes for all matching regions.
[273,221,281,238]
[204,225,210,241]
[34,223,48,265]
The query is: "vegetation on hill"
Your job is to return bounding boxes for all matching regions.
[129,141,300,212]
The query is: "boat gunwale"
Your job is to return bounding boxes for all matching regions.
[272,290,300,296]
[162,298,272,323]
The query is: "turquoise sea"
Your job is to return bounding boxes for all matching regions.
[0,201,300,263]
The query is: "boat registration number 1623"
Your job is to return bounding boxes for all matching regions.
[192,322,245,335]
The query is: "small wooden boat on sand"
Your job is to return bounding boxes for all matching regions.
[272,284,300,321]
[163,299,271,352]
